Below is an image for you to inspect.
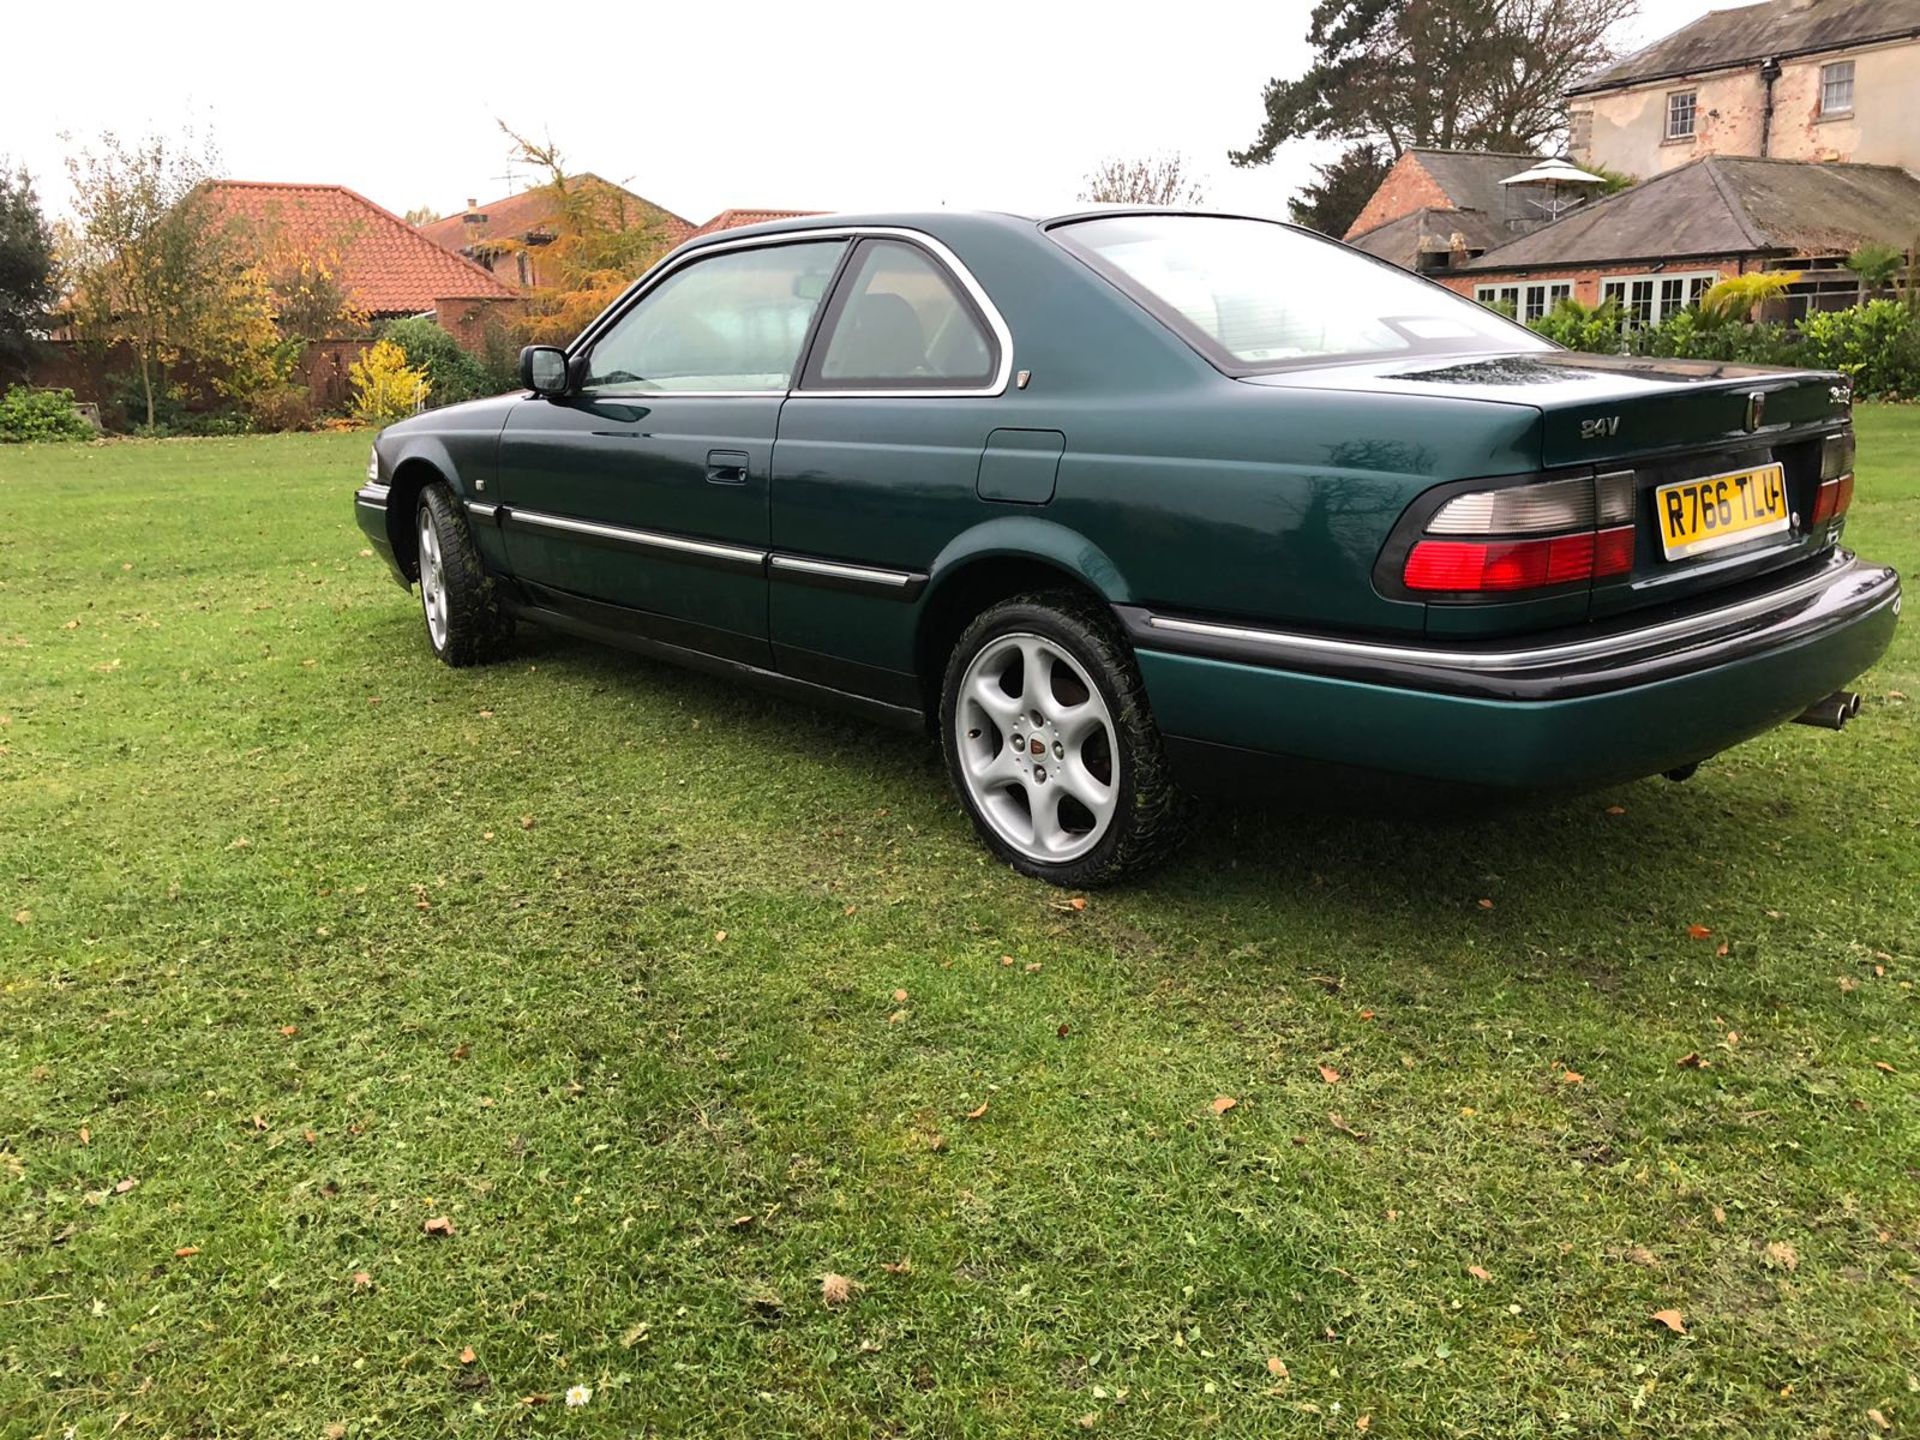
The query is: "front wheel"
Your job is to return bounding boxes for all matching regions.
[415,484,510,666]
[939,591,1188,886]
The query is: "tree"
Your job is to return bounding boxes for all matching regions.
[1078,155,1208,207]
[1845,242,1904,305]
[403,205,442,227]
[58,131,249,428]
[1232,0,1637,168]
[0,163,55,381]
[496,124,670,344]
[1288,143,1390,235]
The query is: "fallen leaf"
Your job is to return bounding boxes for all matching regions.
[1359,1009,1375,1021]
[1210,1095,1239,1114]
[174,1246,199,1258]
[113,1177,138,1194]
[1874,1060,1897,1074]
[1057,1024,1071,1038]
[1266,1357,1289,1377]
[1624,1245,1659,1268]
[1024,961,1042,973]
[1070,897,1087,911]
[12,909,30,925]
[1357,1417,1371,1432]
[1562,1070,1585,1084]
[1651,1308,1687,1334]
[1076,1414,1098,1430]
[1839,976,1859,993]
[520,1394,549,1407]
[279,1024,297,1037]
[714,929,727,942]
[422,1216,454,1237]
[303,1129,317,1146]
[1712,1205,1727,1225]
[450,1043,470,1061]
[730,1214,755,1229]
[1467,1265,1491,1283]
[1687,924,1713,940]
[324,1425,346,1440]
[843,904,857,916]
[892,988,908,1003]
[459,1345,477,1364]
[1477,898,1495,910]
[1318,1065,1341,1085]
[1868,1408,1891,1432]
[1000,954,1015,966]
[882,1259,911,1275]
[352,1270,372,1288]
[79,1126,90,1146]
[1605,804,1626,815]
[1677,1052,1706,1069]
[519,814,535,830]
[965,1100,989,1120]
[1327,1112,1370,1141]
[820,1272,859,1306]
[887,1009,907,1025]
[1763,1241,1799,1271]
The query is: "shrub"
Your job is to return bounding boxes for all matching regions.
[349,339,430,426]
[1531,297,1626,353]
[1800,300,1920,398]
[381,316,489,408]
[245,384,315,432]
[0,385,94,442]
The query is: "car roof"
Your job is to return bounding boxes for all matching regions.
[669,207,1286,253]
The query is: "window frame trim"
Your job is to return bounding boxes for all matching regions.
[567,226,1014,401]
[1819,58,1856,117]
[1598,269,1721,326]
[1665,88,1698,141]
[795,234,1006,396]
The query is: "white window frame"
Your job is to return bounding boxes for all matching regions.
[1475,281,1573,321]
[1599,270,1719,327]
[1666,90,1697,141]
[1820,59,1855,117]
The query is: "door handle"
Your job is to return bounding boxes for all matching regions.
[706,449,750,485]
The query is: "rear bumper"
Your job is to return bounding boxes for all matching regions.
[1123,552,1900,790]
[354,485,411,589]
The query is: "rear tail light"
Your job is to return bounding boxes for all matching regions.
[1812,431,1855,528]
[1402,471,1636,596]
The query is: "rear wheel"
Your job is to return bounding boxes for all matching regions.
[415,484,510,666]
[939,591,1187,885]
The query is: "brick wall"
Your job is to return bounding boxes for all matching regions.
[433,296,523,353]
[1345,154,1448,239]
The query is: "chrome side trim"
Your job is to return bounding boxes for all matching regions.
[1143,561,1856,672]
[354,485,388,509]
[465,500,499,521]
[572,225,1015,400]
[506,507,765,569]
[770,555,919,588]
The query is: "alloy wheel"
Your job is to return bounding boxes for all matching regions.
[418,508,449,651]
[953,631,1119,864]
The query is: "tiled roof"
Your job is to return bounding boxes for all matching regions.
[1569,0,1920,95]
[1347,206,1513,268]
[685,208,825,241]
[202,181,516,313]
[1459,155,1920,269]
[418,175,695,256]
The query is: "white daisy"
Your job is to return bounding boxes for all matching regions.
[565,1385,592,1408]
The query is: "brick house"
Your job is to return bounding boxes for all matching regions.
[1566,0,1920,178]
[1437,154,1920,320]
[1343,149,1554,275]
[201,182,519,347]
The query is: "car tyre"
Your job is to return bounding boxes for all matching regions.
[415,483,511,666]
[940,589,1189,886]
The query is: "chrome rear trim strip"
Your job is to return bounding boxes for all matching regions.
[770,555,918,588]
[465,501,499,521]
[354,485,388,509]
[1144,560,1858,672]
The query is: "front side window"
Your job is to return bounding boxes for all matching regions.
[804,238,998,390]
[1667,90,1697,140]
[582,240,845,393]
[1057,214,1547,372]
[1821,59,1855,115]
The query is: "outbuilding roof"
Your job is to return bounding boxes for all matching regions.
[418,176,696,255]
[1458,155,1920,269]
[1567,0,1920,95]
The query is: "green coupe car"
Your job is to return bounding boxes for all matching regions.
[354,210,1899,885]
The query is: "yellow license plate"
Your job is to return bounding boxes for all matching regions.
[1655,463,1789,559]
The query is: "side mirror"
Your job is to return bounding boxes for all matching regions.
[519,345,570,396]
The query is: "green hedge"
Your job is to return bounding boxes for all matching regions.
[0,386,94,443]
[380,317,490,408]
[1526,298,1920,400]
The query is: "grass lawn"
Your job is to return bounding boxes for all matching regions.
[1,411,1915,1440]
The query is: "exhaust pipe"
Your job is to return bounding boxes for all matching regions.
[1793,690,1862,731]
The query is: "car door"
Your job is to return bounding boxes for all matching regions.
[769,234,1013,700]
[495,238,847,665]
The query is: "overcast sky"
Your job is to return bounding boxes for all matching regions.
[6,0,1730,228]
